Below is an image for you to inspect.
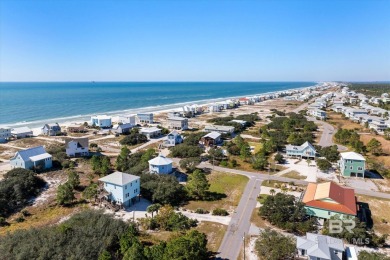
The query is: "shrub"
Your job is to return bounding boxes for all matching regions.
[195,208,209,214]
[212,208,229,216]
[0,217,8,226]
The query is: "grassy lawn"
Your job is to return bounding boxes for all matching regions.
[257,194,269,204]
[184,171,249,212]
[250,207,270,229]
[0,205,83,235]
[194,221,227,253]
[281,170,306,180]
[327,111,364,131]
[248,141,262,154]
[356,195,390,236]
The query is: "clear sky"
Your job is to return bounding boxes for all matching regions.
[1,0,389,82]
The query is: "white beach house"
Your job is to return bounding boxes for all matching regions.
[162,130,183,147]
[91,115,112,128]
[65,138,89,157]
[139,127,162,139]
[167,116,189,130]
[99,171,140,207]
[148,155,173,174]
[11,126,33,139]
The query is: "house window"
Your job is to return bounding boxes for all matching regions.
[328,211,331,215]
[350,166,353,170]
[125,185,127,189]
[114,185,116,189]
[131,183,132,187]
[358,167,363,170]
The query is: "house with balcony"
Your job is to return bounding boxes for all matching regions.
[302,182,357,219]
[167,117,189,130]
[162,131,183,147]
[139,127,161,139]
[136,113,153,124]
[286,141,316,159]
[99,171,140,207]
[41,123,61,136]
[91,115,112,128]
[65,138,89,157]
[200,132,222,147]
[148,155,173,174]
[339,152,365,178]
[10,146,52,170]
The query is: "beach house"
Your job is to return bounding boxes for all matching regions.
[91,115,112,128]
[99,171,140,207]
[200,132,222,147]
[112,123,134,135]
[139,127,161,139]
[162,131,183,147]
[66,124,86,133]
[339,152,365,178]
[148,155,173,174]
[114,114,136,125]
[204,125,235,135]
[136,113,153,124]
[302,182,357,219]
[167,116,189,130]
[297,233,345,260]
[65,138,89,157]
[41,123,61,136]
[286,141,316,159]
[0,128,11,143]
[308,109,327,120]
[11,127,33,139]
[10,146,52,170]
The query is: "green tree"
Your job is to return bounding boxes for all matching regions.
[98,250,112,260]
[147,203,162,218]
[57,182,75,205]
[208,147,224,164]
[82,183,99,200]
[274,153,284,164]
[316,159,332,172]
[186,170,210,200]
[255,228,296,260]
[170,144,203,158]
[367,138,382,156]
[179,157,201,173]
[123,241,145,260]
[67,170,80,189]
[116,146,130,171]
[251,154,268,170]
[163,230,208,260]
[240,143,252,160]
[358,251,390,260]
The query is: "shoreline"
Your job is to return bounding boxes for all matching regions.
[1,83,323,130]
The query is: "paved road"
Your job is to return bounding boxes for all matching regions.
[308,117,347,151]
[217,177,262,260]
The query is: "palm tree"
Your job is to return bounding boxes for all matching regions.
[270,189,276,196]
[146,203,162,218]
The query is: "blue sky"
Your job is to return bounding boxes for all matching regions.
[1,0,389,81]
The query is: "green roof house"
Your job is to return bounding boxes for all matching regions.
[339,152,366,178]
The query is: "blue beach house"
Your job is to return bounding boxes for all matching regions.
[10,146,52,170]
[99,171,140,207]
[286,141,316,159]
[148,155,173,174]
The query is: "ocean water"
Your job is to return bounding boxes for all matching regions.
[0,82,316,127]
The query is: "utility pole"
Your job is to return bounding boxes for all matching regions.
[268,162,270,184]
[243,232,246,260]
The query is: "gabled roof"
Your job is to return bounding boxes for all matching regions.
[65,138,89,148]
[15,146,48,161]
[11,126,32,134]
[148,155,173,165]
[340,152,365,161]
[297,233,344,259]
[99,171,140,186]
[113,123,133,130]
[302,182,357,215]
[203,132,221,139]
[286,141,316,152]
